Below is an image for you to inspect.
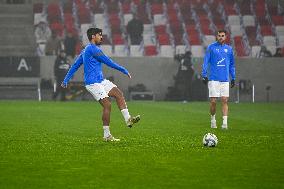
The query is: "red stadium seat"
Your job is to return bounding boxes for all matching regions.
[144,45,158,56]
[155,25,167,34]
[121,2,131,14]
[271,16,284,26]
[157,34,170,45]
[112,34,125,45]
[261,25,273,36]
[50,22,64,37]
[151,3,164,14]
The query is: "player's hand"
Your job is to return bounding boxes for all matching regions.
[127,73,132,79]
[202,77,208,85]
[230,79,235,88]
[61,82,67,88]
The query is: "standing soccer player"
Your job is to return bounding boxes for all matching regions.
[61,28,140,141]
[201,30,236,129]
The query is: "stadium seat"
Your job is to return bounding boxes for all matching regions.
[257,17,270,26]
[173,34,185,46]
[228,15,241,26]
[143,34,156,45]
[230,25,243,37]
[275,26,284,36]
[191,45,204,57]
[123,14,133,26]
[203,35,216,47]
[160,45,174,57]
[94,14,108,31]
[34,13,47,25]
[251,45,261,57]
[50,22,64,37]
[130,45,144,57]
[188,33,201,45]
[278,35,284,47]
[151,3,164,14]
[265,45,277,55]
[175,45,187,54]
[261,25,273,36]
[121,2,131,14]
[271,16,284,26]
[81,23,92,45]
[144,45,158,56]
[263,36,276,46]
[153,14,167,26]
[157,34,171,45]
[113,45,128,56]
[112,34,125,45]
[100,45,113,56]
[242,15,255,27]
[143,24,154,35]
[155,25,167,34]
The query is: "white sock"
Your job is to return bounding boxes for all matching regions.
[211,114,216,122]
[223,116,228,125]
[103,126,111,138]
[121,108,131,122]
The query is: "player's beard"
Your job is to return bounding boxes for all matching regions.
[96,40,103,45]
[218,38,225,44]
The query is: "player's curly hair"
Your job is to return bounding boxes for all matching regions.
[87,28,102,41]
[217,29,227,35]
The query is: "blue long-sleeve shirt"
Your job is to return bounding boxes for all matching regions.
[63,43,129,85]
[202,42,236,82]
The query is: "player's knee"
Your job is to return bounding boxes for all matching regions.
[105,101,111,109]
[221,97,228,104]
[210,99,217,105]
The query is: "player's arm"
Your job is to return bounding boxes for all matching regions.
[201,46,211,84]
[61,53,83,88]
[229,48,236,87]
[94,48,131,78]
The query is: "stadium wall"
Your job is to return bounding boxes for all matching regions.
[40,56,284,102]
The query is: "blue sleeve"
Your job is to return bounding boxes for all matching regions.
[229,48,236,80]
[202,46,210,78]
[62,53,83,84]
[93,48,129,76]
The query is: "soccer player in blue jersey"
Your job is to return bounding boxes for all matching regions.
[61,28,140,141]
[201,30,236,129]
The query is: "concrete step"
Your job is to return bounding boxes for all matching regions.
[0,25,34,33]
[0,4,32,14]
[0,14,33,25]
[0,35,34,45]
[0,45,36,56]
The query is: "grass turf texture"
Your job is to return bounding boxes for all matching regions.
[0,101,283,189]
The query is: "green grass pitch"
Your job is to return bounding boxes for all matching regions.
[0,101,283,189]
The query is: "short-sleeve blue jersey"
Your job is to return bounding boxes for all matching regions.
[202,42,236,82]
[63,43,129,85]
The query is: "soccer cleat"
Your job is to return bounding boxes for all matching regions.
[127,115,141,128]
[221,124,228,129]
[103,135,120,142]
[211,120,217,129]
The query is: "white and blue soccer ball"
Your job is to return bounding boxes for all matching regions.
[203,133,218,147]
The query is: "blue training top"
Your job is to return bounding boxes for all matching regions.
[63,43,129,85]
[202,41,236,82]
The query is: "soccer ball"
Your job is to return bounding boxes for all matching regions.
[203,133,218,147]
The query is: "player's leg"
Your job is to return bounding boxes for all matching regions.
[221,97,228,129]
[99,98,120,141]
[99,97,111,126]
[108,86,140,128]
[210,97,217,128]
[208,81,220,128]
[85,83,119,141]
[220,82,230,129]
